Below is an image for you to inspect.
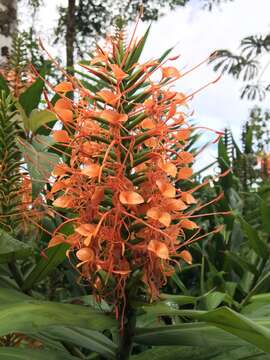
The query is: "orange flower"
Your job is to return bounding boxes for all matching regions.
[147,207,171,227]
[141,118,156,129]
[99,109,128,124]
[76,248,95,263]
[81,164,100,178]
[179,151,194,164]
[157,159,177,177]
[54,81,73,93]
[156,179,176,198]
[181,192,197,204]
[178,167,193,179]
[148,240,169,259]
[119,191,144,205]
[53,195,73,208]
[179,250,192,264]
[53,130,70,143]
[162,66,180,79]
[110,64,128,81]
[97,90,120,106]
[180,219,198,229]
[48,234,66,248]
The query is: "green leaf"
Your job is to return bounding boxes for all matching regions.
[136,307,270,353]
[159,294,196,306]
[131,345,270,360]
[204,291,226,310]
[245,126,253,153]
[125,25,151,69]
[17,137,60,199]
[0,287,31,304]
[225,250,258,276]
[45,326,117,359]
[242,271,270,306]
[22,243,69,291]
[32,135,56,152]
[0,229,33,263]
[260,200,270,234]
[137,303,203,318]
[134,322,246,347]
[0,348,77,360]
[0,74,10,94]
[198,307,270,352]
[26,109,56,133]
[19,65,48,117]
[0,300,116,337]
[218,138,233,189]
[239,217,269,259]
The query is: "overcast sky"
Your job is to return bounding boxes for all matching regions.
[19,0,270,171]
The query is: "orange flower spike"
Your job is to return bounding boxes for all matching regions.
[174,129,191,141]
[54,98,73,111]
[46,21,224,315]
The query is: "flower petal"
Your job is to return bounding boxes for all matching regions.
[76,247,95,262]
[53,130,70,143]
[53,195,73,208]
[156,179,176,198]
[179,250,192,264]
[54,82,73,93]
[119,191,144,205]
[148,239,169,259]
[81,163,100,178]
[178,167,193,180]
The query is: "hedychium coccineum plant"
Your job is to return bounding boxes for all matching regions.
[43,23,224,322]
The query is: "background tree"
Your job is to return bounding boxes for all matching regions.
[54,0,232,71]
[0,0,17,65]
[210,33,270,101]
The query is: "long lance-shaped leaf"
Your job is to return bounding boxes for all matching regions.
[0,229,33,263]
[135,306,270,352]
[22,243,69,291]
[44,326,117,359]
[131,344,270,360]
[19,63,49,117]
[0,300,116,336]
[0,348,77,360]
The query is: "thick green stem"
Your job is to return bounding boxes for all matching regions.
[117,305,136,360]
